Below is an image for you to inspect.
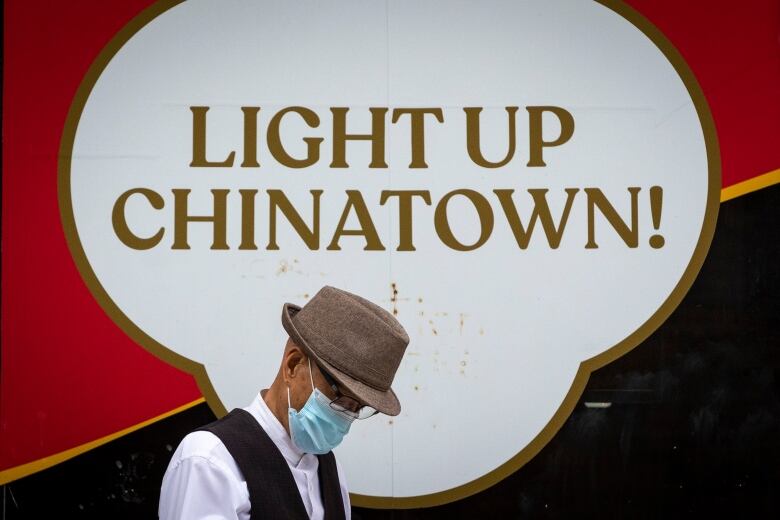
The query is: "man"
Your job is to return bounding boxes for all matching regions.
[159,285,410,519]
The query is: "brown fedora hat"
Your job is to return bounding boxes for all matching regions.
[281,285,410,416]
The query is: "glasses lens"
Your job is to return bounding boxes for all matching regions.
[330,396,378,420]
[356,406,378,420]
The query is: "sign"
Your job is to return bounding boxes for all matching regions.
[59,0,718,505]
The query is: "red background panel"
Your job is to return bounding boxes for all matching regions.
[629,0,780,188]
[2,0,779,474]
[1,0,200,473]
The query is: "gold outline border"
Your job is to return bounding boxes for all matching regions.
[0,398,205,485]
[51,0,721,509]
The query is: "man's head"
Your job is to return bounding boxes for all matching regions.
[281,336,374,417]
[280,285,411,416]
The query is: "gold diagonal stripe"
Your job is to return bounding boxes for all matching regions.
[721,168,780,202]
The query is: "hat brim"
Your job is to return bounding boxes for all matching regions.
[281,302,401,416]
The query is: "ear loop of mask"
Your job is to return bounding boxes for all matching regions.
[287,357,316,410]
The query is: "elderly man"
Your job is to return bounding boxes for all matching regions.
[159,285,410,519]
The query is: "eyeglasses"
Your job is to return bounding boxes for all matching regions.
[314,360,379,420]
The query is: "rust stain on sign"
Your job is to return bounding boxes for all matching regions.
[427,318,439,335]
[276,258,306,276]
[459,312,468,334]
[389,282,412,315]
[391,282,399,315]
[277,259,291,275]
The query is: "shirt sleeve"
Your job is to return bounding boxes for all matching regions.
[159,454,244,520]
[334,457,351,520]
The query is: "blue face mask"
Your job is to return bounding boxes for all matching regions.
[287,358,356,454]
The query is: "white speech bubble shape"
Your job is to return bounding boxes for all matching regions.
[60,0,718,507]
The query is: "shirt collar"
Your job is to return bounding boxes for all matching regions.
[243,390,316,469]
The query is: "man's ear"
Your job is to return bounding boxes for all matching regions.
[282,342,306,384]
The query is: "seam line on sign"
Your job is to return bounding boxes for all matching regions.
[0,397,206,485]
[720,168,780,202]
[384,0,395,500]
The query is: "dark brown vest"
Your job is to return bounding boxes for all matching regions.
[194,408,346,520]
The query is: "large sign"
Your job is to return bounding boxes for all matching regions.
[59,0,718,506]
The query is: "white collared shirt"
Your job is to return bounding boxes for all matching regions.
[158,391,351,519]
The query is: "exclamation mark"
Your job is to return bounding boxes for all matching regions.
[649,186,665,249]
